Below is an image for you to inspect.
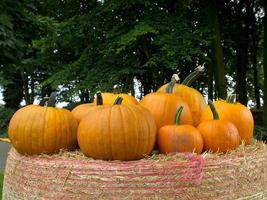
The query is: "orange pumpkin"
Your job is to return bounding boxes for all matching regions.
[78,97,156,161]
[139,93,193,130]
[94,85,138,105]
[8,92,78,155]
[157,66,207,126]
[200,95,254,144]
[72,92,102,122]
[197,100,240,153]
[158,107,203,154]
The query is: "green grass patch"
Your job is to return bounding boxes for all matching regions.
[0,173,4,199]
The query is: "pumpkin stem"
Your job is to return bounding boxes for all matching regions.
[114,96,123,105]
[165,74,180,93]
[208,100,219,120]
[96,92,103,105]
[47,92,57,107]
[39,95,49,106]
[39,92,56,107]
[174,106,183,125]
[113,84,121,94]
[226,94,237,103]
[182,65,205,86]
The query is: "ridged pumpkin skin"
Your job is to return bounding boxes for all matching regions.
[139,93,193,129]
[158,125,203,154]
[95,93,138,105]
[197,120,240,153]
[157,84,206,126]
[200,100,254,144]
[8,105,78,155]
[78,105,156,161]
[72,103,95,123]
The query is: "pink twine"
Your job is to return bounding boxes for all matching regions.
[181,153,205,185]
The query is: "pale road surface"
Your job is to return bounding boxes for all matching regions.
[0,142,11,173]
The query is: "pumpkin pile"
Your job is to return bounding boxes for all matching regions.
[7,67,255,161]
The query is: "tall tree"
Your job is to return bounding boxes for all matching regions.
[207,0,227,99]
[263,1,267,130]
[234,0,251,105]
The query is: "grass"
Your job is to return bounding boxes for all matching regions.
[0,173,3,199]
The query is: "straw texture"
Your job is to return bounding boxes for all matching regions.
[2,140,267,200]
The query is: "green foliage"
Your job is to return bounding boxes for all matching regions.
[254,126,267,141]
[0,0,266,134]
[0,106,15,137]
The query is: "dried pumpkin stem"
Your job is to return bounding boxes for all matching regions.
[96,92,103,105]
[165,77,177,93]
[113,84,121,94]
[226,94,237,103]
[39,92,56,107]
[208,100,219,120]
[182,65,205,86]
[114,96,123,105]
[174,106,184,125]
[39,96,49,106]
[47,92,57,107]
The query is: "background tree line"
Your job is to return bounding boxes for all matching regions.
[0,0,266,140]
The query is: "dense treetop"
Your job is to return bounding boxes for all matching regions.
[0,0,267,138]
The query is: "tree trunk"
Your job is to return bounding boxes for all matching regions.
[30,74,35,104]
[207,58,214,100]
[20,70,30,105]
[235,0,250,105]
[251,20,261,109]
[263,1,267,131]
[207,0,227,99]
[3,71,24,109]
[79,89,89,103]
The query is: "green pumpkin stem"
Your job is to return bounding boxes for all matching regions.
[114,96,123,105]
[182,65,205,86]
[96,92,103,105]
[208,100,219,120]
[174,106,183,125]
[226,94,237,103]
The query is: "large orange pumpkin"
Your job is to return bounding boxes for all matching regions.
[157,66,207,126]
[72,92,102,122]
[200,95,254,144]
[158,107,203,154]
[8,92,78,155]
[139,93,193,130]
[78,97,157,161]
[197,100,240,153]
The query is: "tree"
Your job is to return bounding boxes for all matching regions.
[207,0,227,99]
[263,0,267,131]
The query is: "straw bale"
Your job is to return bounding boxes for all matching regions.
[2,139,267,200]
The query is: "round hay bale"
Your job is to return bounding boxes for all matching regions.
[2,140,267,200]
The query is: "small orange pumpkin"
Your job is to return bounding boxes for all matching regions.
[157,66,207,126]
[197,100,240,153]
[200,95,254,144]
[100,93,138,105]
[94,85,138,105]
[8,92,78,155]
[78,97,157,161]
[158,106,203,154]
[72,92,102,122]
